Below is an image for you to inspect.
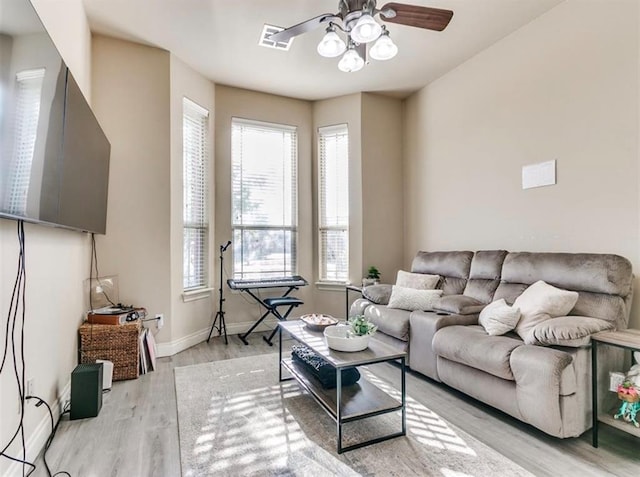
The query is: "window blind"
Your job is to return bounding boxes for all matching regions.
[183,98,210,290]
[231,118,298,279]
[318,124,349,282]
[5,68,45,215]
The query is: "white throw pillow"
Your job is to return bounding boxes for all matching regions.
[513,280,579,345]
[387,286,444,312]
[478,299,521,336]
[396,270,440,290]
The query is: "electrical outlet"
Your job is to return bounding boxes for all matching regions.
[156,314,164,329]
[26,378,35,397]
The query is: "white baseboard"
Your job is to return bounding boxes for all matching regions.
[6,381,71,477]
[155,319,280,357]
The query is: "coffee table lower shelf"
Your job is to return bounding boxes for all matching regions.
[281,358,405,453]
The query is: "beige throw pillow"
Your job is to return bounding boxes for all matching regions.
[513,280,579,345]
[396,270,440,290]
[387,286,444,312]
[478,299,521,336]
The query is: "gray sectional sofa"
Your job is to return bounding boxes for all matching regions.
[350,250,634,438]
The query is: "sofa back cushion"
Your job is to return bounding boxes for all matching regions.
[463,250,508,303]
[411,251,473,295]
[494,252,633,330]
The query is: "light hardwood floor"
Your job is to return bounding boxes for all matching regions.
[38,331,639,477]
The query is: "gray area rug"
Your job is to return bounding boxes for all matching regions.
[175,354,533,477]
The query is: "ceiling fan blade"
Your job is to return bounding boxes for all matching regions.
[268,13,340,43]
[380,3,453,31]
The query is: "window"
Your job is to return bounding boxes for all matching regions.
[183,98,210,290]
[4,68,45,214]
[231,118,298,279]
[318,124,349,282]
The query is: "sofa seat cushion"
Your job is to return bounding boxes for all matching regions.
[433,325,525,381]
[364,305,411,342]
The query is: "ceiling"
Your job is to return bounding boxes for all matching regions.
[81,0,563,101]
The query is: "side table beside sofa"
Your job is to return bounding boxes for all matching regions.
[591,329,640,446]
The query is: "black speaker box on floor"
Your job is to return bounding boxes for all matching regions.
[70,363,103,420]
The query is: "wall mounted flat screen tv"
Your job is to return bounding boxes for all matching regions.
[0,0,110,234]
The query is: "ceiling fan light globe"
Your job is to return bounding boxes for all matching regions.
[338,49,364,73]
[370,34,398,61]
[317,31,347,58]
[350,14,382,43]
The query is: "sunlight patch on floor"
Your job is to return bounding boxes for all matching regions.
[192,383,309,475]
[364,367,478,457]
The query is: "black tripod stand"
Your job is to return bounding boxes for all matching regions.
[207,240,231,344]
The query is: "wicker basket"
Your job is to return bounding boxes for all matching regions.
[78,321,140,381]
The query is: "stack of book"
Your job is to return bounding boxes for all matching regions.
[139,328,157,374]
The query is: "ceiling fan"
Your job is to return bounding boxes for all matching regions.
[268,0,454,72]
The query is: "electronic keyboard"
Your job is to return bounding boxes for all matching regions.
[227,275,308,290]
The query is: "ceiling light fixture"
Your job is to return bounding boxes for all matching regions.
[369,28,397,61]
[350,13,382,44]
[317,25,347,58]
[338,42,365,73]
[267,1,454,74]
[330,1,397,73]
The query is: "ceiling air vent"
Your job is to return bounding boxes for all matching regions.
[259,24,293,51]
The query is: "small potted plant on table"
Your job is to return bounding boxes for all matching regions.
[362,266,381,287]
[324,315,378,352]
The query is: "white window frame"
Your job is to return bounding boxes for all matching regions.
[231,117,298,279]
[318,124,349,283]
[4,68,45,215]
[182,97,210,292]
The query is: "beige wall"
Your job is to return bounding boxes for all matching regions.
[311,93,404,317]
[403,0,640,328]
[31,0,91,100]
[0,1,92,474]
[169,55,216,343]
[214,85,315,331]
[361,93,404,285]
[91,36,173,340]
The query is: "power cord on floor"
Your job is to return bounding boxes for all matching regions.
[25,395,72,477]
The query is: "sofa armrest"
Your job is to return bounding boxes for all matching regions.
[409,311,479,380]
[349,298,372,319]
[362,284,393,305]
[510,345,574,436]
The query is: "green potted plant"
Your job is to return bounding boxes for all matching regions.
[324,315,377,352]
[347,315,378,337]
[362,266,381,286]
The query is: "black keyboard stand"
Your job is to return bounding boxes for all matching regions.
[237,286,304,345]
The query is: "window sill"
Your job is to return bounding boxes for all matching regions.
[182,287,213,302]
[315,281,348,291]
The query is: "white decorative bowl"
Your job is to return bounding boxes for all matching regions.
[324,325,371,352]
[300,313,338,331]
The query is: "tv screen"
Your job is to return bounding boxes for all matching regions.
[0,0,110,234]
